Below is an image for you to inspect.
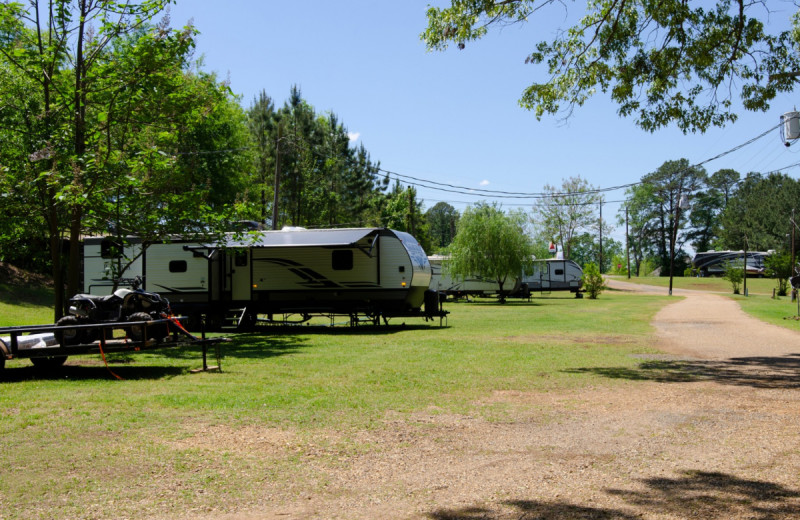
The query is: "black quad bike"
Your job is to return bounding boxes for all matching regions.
[55,276,172,350]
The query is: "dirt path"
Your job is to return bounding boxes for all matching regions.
[190,281,800,520]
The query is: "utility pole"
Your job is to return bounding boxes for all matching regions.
[625,205,631,279]
[272,126,282,230]
[407,188,415,235]
[598,201,603,273]
[743,236,748,297]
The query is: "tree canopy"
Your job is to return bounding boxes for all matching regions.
[532,176,602,261]
[422,0,800,133]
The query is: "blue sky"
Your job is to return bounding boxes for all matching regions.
[166,1,800,244]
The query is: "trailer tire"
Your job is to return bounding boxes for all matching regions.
[30,355,68,368]
[0,338,7,370]
[127,312,167,342]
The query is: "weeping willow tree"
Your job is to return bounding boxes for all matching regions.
[446,202,533,303]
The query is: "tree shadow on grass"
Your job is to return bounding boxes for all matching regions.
[158,333,310,361]
[1,334,312,381]
[564,353,800,389]
[427,470,800,519]
[0,363,186,382]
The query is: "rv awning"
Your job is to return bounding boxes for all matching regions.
[220,228,383,249]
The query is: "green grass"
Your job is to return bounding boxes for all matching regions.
[0,282,55,326]
[731,292,800,330]
[608,274,780,295]
[0,289,670,519]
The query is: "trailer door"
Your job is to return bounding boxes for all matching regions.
[228,250,251,301]
[540,262,550,290]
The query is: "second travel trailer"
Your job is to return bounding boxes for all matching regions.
[517,259,584,296]
[81,228,443,329]
[427,255,522,299]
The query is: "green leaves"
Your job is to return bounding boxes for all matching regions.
[423,0,800,133]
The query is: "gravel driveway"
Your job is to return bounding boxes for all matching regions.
[193,280,800,520]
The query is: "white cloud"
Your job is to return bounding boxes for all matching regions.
[348,132,360,142]
[480,180,490,186]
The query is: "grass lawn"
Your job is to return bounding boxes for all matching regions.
[606,274,781,295]
[0,287,670,519]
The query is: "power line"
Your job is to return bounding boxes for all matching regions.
[385,121,784,200]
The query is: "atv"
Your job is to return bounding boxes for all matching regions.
[55,276,172,347]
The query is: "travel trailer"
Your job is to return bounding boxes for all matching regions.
[82,228,440,329]
[516,259,583,295]
[427,255,521,299]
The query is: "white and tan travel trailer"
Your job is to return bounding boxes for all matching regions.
[82,228,439,328]
[427,255,521,298]
[518,259,583,295]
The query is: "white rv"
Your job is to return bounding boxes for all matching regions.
[517,259,583,295]
[82,228,438,328]
[427,255,521,298]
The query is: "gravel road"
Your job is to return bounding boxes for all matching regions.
[189,280,800,520]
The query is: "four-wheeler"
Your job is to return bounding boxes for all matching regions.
[57,275,172,346]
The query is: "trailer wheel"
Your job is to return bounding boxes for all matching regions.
[127,312,167,341]
[0,339,7,370]
[30,355,68,368]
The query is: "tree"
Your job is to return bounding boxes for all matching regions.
[380,182,431,251]
[532,176,602,262]
[637,159,705,274]
[247,86,388,231]
[765,251,792,296]
[686,168,741,252]
[0,1,208,317]
[447,203,533,302]
[570,233,622,274]
[422,1,800,133]
[425,202,459,252]
[718,172,800,251]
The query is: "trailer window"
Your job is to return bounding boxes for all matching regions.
[332,250,353,270]
[234,251,248,267]
[555,269,564,275]
[169,260,188,273]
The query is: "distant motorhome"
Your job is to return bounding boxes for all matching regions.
[691,250,771,277]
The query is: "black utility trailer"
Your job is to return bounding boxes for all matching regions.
[0,317,226,373]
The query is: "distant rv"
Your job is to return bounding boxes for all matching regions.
[691,250,771,277]
[427,255,521,298]
[516,259,583,295]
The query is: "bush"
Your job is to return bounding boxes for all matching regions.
[582,262,606,299]
[722,260,744,294]
[764,251,792,297]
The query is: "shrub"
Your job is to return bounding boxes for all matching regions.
[582,262,606,299]
[722,260,744,294]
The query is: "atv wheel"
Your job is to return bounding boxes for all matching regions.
[127,312,167,342]
[55,315,82,346]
